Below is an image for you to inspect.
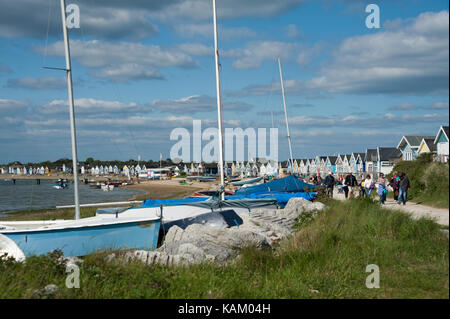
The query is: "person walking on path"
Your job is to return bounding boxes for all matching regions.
[364,174,374,197]
[389,171,400,201]
[398,172,410,205]
[344,172,358,199]
[324,172,335,198]
[377,173,388,204]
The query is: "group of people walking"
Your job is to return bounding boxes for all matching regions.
[323,171,410,205]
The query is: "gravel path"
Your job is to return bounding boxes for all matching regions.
[332,189,449,226]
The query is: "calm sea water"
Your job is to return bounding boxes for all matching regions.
[0,179,144,215]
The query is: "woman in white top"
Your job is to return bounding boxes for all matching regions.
[364,174,374,197]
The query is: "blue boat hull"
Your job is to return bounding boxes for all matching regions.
[4,219,161,258]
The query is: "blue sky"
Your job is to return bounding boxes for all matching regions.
[0,0,448,164]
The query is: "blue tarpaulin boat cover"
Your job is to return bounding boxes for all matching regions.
[233,175,316,196]
[139,197,209,208]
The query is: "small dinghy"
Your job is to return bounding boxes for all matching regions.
[101,184,114,191]
[53,179,69,189]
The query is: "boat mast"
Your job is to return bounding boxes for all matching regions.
[60,0,80,219]
[212,0,225,200]
[278,57,294,173]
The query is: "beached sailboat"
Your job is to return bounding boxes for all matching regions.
[0,0,160,260]
[230,176,263,186]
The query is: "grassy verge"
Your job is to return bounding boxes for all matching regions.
[1,198,448,298]
[388,154,449,209]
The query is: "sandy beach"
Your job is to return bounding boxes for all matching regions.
[123,178,215,200]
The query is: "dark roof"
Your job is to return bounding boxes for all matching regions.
[378,147,402,161]
[328,156,338,165]
[443,126,449,137]
[422,138,437,152]
[398,135,435,149]
[435,126,449,143]
[366,149,378,161]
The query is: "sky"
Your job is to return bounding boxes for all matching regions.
[0,0,448,164]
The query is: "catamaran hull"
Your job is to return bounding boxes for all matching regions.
[0,219,160,259]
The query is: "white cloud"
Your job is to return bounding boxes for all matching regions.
[0,99,29,112]
[173,23,257,41]
[305,10,449,95]
[229,10,449,96]
[148,94,253,113]
[177,43,212,56]
[0,0,160,39]
[7,77,66,90]
[92,64,164,82]
[223,41,299,69]
[39,98,141,114]
[35,40,198,82]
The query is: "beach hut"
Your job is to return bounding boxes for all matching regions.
[433,125,449,163]
[251,163,258,176]
[113,165,119,175]
[355,153,365,176]
[335,155,345,174]
[122,165,128,176]
[231,162,236,176]
[418,138,437,155]
[377,147,402,176]
[326,156,337,174]
[365,149,378,176]
[99,165,104,175]
[259,163,266,176]
[397,135,435,161]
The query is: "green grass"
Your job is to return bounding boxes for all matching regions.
[1,198,447,299]
[0,206,137,221]
[388,154,449,209]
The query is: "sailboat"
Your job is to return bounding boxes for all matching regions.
[0,0,160,260]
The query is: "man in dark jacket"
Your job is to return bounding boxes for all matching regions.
[344,172,358,199]
[397,172,410,205]
[324,172,335,198]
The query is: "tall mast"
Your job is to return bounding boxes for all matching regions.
[212,0,225,199]
[60,0,80,219]
[278,57,294,173]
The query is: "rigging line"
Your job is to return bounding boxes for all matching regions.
[43,0,53,67]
